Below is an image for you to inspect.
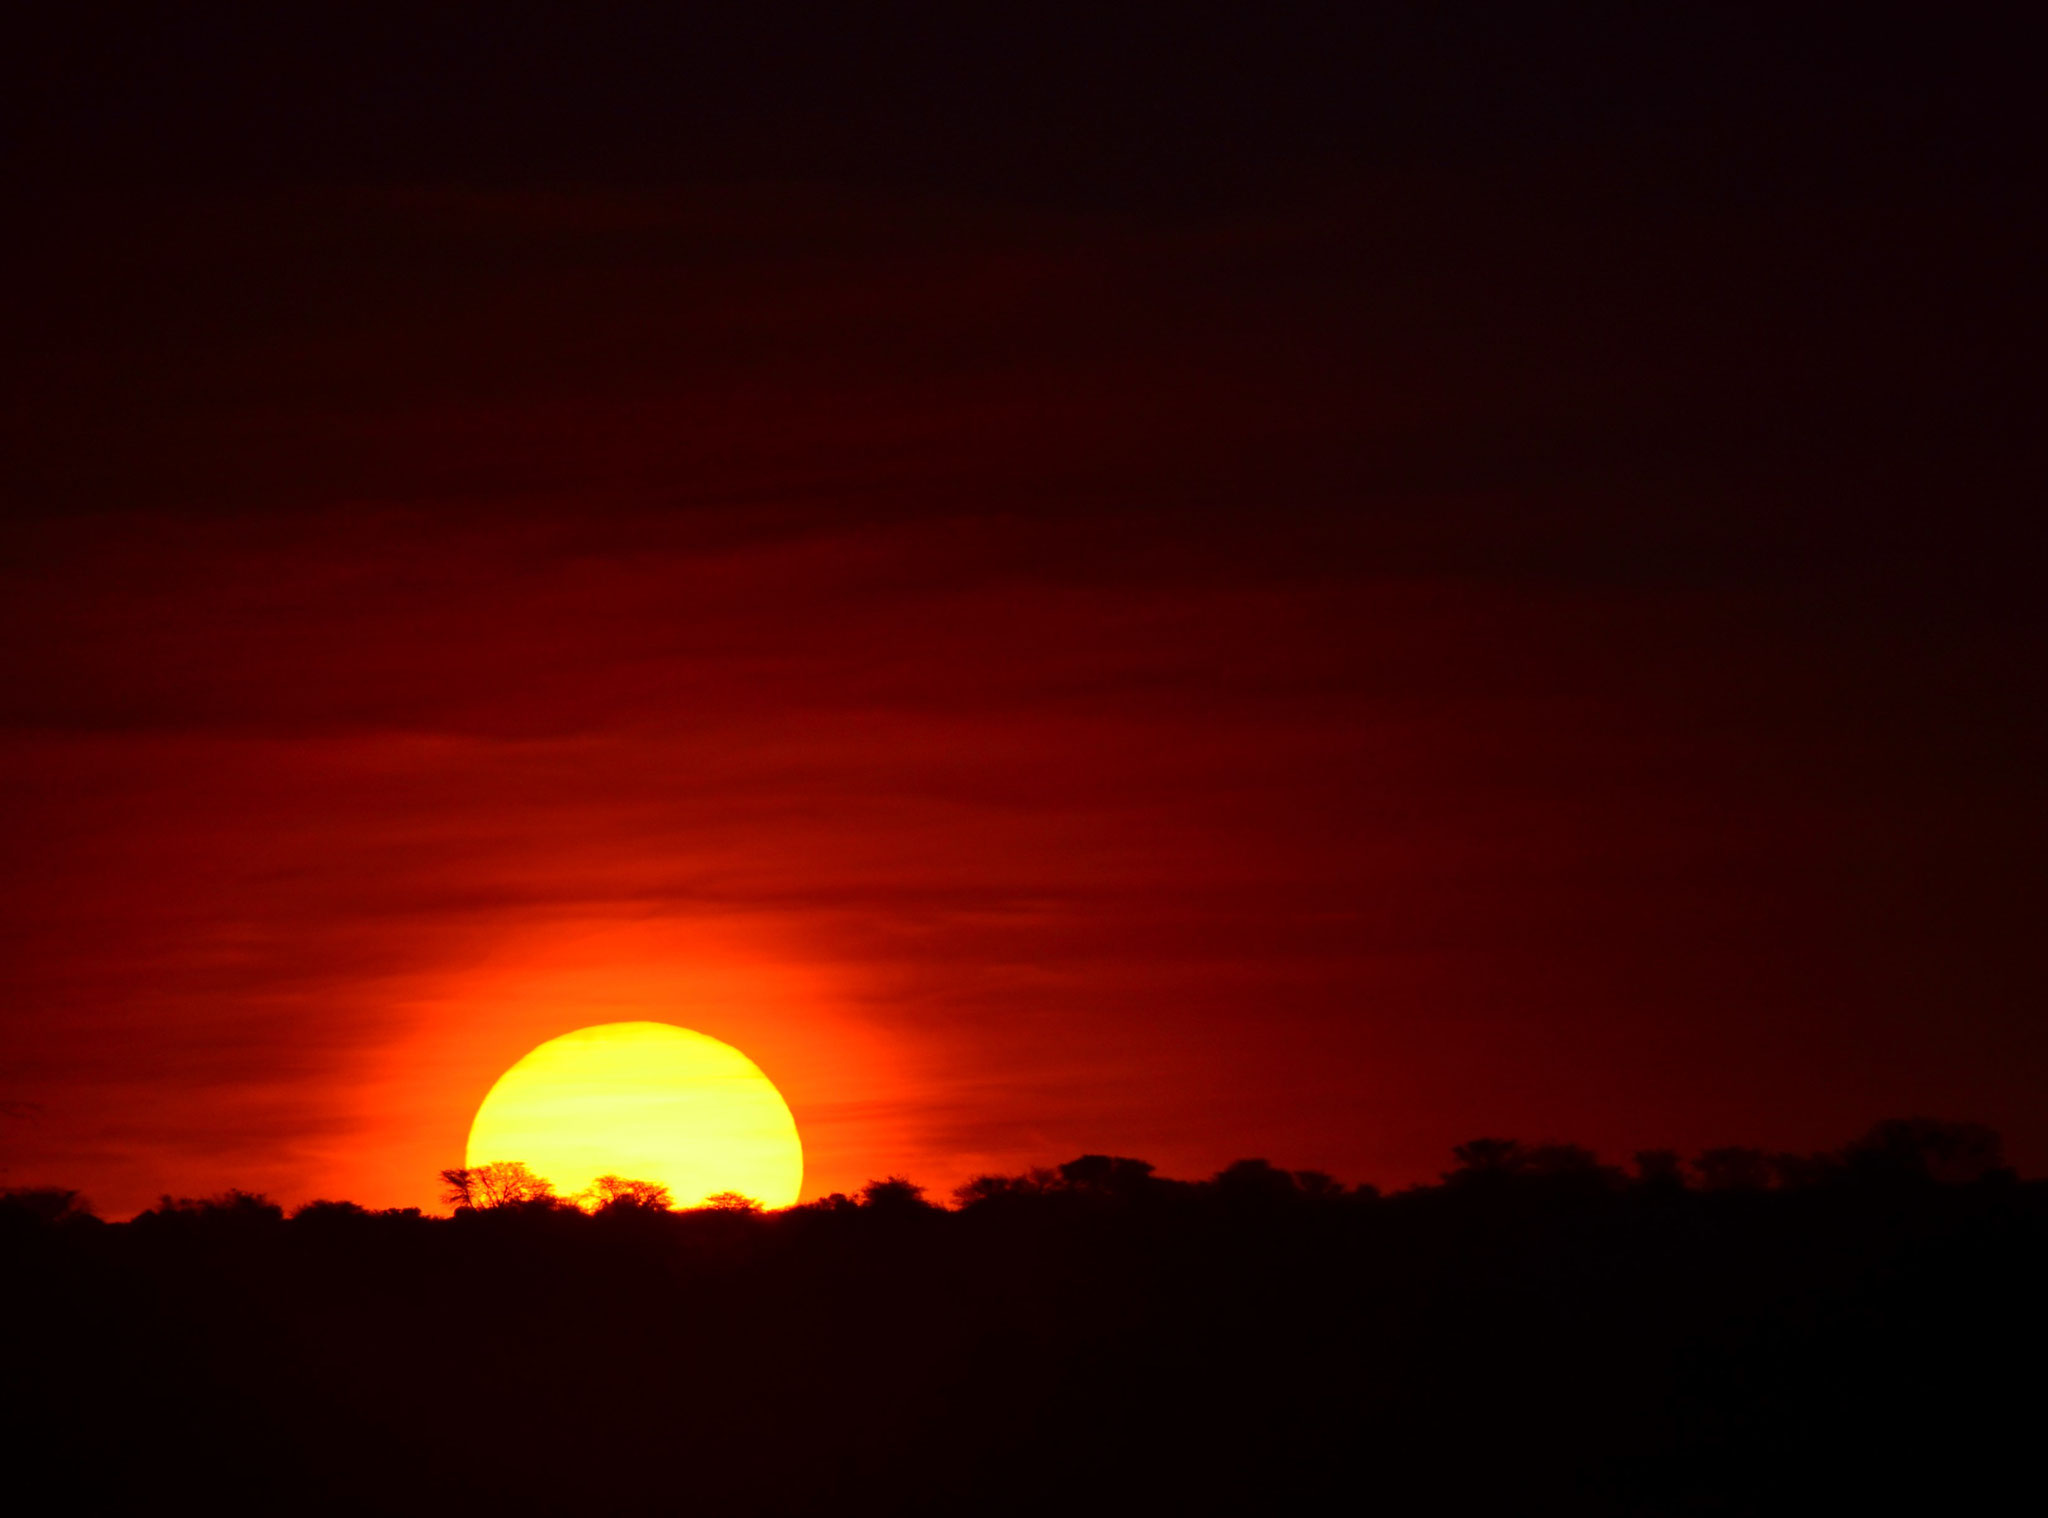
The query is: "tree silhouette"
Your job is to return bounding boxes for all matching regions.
[1842,1117,2009,1185]
[0,1186,96,1225]
[952,1172,1040,1207]
[1632,1148,1686,1193]
[0,1187,99,1242]
[291,1198,370,1222]
[589,1175,673,1213]
[1444,1136,1527,1182]
[796,1191,860,1213]
[859,1175,934,1212]
[1521,1143,1604,1176]
[699,1190,762,1213]
[1768,1150,1841,1189]
[1212,1157,1301,1207]
[440,1160,553,1211]
[1058,1154,1157,1199]
[135,1189,283,1227]
[1693,1147,1772,1191]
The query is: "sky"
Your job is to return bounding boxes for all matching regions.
[2,10,2043,1214]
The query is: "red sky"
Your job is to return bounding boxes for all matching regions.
[3,17,2043,1214]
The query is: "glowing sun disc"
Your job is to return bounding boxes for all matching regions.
[466,1022,803,1208]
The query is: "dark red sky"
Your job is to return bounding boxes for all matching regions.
[3,10,2043,1214]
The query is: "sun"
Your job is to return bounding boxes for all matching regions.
[465,1022,803,1209]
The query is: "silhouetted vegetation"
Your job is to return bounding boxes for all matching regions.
[590,1174,676,1213]
[438,1159,555,1211]
[3,1118,2039,1516]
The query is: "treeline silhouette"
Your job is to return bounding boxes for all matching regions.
[3,1119,2040,1516]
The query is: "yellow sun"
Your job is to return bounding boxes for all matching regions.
[465,1022,803,1209]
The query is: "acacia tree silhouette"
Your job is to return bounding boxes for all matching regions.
[439,1160,553,1211]
[589,1175,673,1213]
[859,1175,935,1212]
[1444,1137,1526,1181]
[951,1169,1054,1206]
[698,1190,763,1213]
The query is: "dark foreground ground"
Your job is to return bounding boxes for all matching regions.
[6,1155,2043,1517]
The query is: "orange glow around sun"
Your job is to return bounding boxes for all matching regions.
[345,916,902,1213]
[466,1022,804,1209]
